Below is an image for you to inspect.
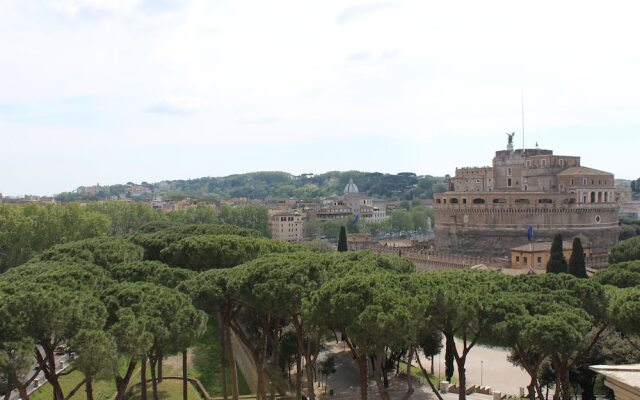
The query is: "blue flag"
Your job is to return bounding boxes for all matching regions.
[527,226,534,242]
[352,213,360,225]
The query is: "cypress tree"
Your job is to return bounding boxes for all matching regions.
[568,237,588,278]
[444,337,455,381]
[546,233,568,274]
[337,226,348,252]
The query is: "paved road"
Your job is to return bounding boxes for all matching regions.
[318,336,532,400]
[6,348,72,400]
[419,338,530,396]
[319,341,433,400]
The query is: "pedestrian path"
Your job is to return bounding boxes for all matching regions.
[318,341,434,400]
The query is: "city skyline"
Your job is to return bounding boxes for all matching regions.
[1,1,639,195]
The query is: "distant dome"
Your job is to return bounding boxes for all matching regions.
[344,178,359,194]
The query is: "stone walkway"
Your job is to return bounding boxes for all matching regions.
[419,338,530,396]
[317,341,433,400]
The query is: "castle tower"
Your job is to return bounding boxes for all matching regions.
[433,144,619,257]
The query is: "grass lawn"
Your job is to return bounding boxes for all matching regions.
[30,319,251,400]
[127,380,201,400]
[190,319,251,396]
[398,360,445,386]
[30,369,116,400]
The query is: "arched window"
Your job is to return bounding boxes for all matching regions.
[473,198,486,204]
[450,198,459,204]
[538,198,553,204]
[492,198,507,204]
[590,192,596,203]
[515,199,530,205]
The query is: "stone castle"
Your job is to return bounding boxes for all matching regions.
[434,138,619,257]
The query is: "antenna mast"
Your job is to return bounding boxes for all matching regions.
[521,89,525,154]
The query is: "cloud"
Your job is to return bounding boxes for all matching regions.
[43,0,189,21]
[346,51,372,63]
[381,48,399,60]
[235,116,277,125]
[346,49,399,63]
[146,97,205,115]
[336,2,395,25]
[48,0,140,18]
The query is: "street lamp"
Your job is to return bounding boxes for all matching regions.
[481,360,483,387]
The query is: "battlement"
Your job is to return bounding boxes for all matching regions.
[435,143,618,256]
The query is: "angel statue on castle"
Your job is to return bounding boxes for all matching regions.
[506,132,515,145]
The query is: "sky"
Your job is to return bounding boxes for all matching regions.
[1,0,639,196]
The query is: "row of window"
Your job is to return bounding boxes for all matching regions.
[277,216,298,222]
[438,197,554,205]
[515,255,543,266]
[567,178,612,186]
[524,159,565,168]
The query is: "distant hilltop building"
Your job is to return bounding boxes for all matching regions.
[434,137,619,257]
[314,178,387,223]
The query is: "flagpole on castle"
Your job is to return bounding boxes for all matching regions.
[527,226,535,271]
[522,89,525,154]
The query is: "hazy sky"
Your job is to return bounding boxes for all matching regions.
[1,0,639,196]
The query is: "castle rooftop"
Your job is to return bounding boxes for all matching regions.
[557,166,612,176]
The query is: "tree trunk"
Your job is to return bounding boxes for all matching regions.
[217,312,229,400]
[579,374,596,400]
[270,319,280,400]
[291,317,316,400]
[527,378,535,400]
[18,384,30,400]
[373,350,390,400]
[295,339,302,400]
[455,355,467,400]
[158,352,163,383]
[553,366,562,400]
[357,354,368,400]
[9,370,30,400]
[183,349,188,400]
[382,353,389,389]
[37,342,64,400]
[561,366,571,400]
[255,313,271,400]
[416,350,444,400]
[431,356,435,376]
[399,347,415,400]
[304,337,316,400]
[141,356,148,400]
[65,379,87,400]
[223,310,239,400]
[114,359,137,400]
[514,347,546,400]
[85,377,94,400]
[150,357,159,400]
[551,358,571,400]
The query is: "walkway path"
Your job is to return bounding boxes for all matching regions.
[418,338,530,396]
[318,341,433,400]
[317,336,532,400]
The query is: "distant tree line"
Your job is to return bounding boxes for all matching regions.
[630,178,640,194]
[619,217,640,241]
[0,202,270,273]
[55,171,448,202]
